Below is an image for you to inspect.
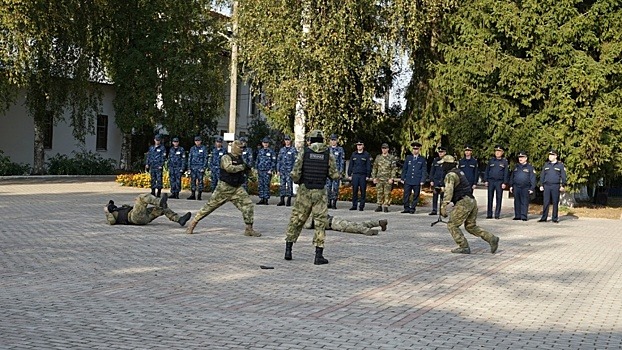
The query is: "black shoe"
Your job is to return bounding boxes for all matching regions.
[522,219,528,221]
[257,199,265,205]
[486,216,493,219]
[383,207,388,213]
[359,207,364,211]
[159,194,168,209]
[151,188,156,196]
[375,206,383,212]
[552,219,559,223]
[494,216,500,219]
[284,242,293,260]
[178,212,191,226]
[277,196,285,206]
[401,209,410,214]
[197,192,202,200]
[156,189,161,198]
[187,191,196,200]
[512,218,520,220]
[286,197,292,207]
[538,218,547,222]
[429,212,437,216]
[314,247,329,265]
[409,210,415,214]
[349,206,357,211]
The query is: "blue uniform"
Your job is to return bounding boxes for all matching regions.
[429,156,445,213]
[209,147,227,192]
[401,154,427,212]
[146,144,167,190]
[241,146,254,191]
[484,157,509,218]
[326,145,346,201]
[458,157,479,190]
[256,147,276,200]
[277,145,298,196]
[188,145,208,192]
[347,151,372,210]
[167,146,186,196]
[540,161,567,222]
[510,163,536,220]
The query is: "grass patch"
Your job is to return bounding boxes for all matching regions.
[528,197,622,220]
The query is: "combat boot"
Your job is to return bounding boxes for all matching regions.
[451,247,471,254]
[151,188,156,196]
[197,191,202,200]
[159,193,168,209]
[156,189,161,198]
[364,229,379,236]
[178,212,191,226]
[379,219,388,231]
[284,242,293,260]
[374,206,383,212]
[187,191,196,200]
[244,224,261,237]
[331,200,337,209]
[277,196,285,206]
[489,236,499,254]
[314,247,329,265]
[383,207,388,213]
[185,219,198,234]
[286,196,292,207]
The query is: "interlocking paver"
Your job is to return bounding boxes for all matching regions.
[1,177,622,349]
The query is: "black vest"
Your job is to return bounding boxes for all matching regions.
[449,168,474,204]
[219,155,246,187]
[115,206,132,225]
[301,148,330,189]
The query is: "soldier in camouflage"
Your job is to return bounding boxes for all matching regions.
[104,194,191,227]
[304,214,388,236]
[209,136,227,192]
[438,155,499,254]
[145,134,167,198]
[185,140,261,237]
[277,135,298,206]
[326,134,345,209]
[372,143,398,212]
[167,137,186,199]
[255,137,276,205]
[284,130,340,265]
[187,136,208,200]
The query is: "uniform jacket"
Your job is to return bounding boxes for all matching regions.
[146,144,167,168]
[329,146,346,173]
[210,147,227,170]
[347,151,372,177]
[372,154,398,180]
[510,163,536,191]
[484,157,509,183]
[242,147,254,168]
[429,156,446,185]
[256,147,277,171]
[540,161,567,186]
[277,146,298,173]
[458,157,479,186]
[401,154,427,185]
[188,145,208,169]
[168,146,186,170]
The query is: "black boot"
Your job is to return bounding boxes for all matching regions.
[178,212,191,226]
[151,188,156,196]
[284,242,293,260]
[257,198,264,205]
[159,193,168,209]
[374,206,383,212]
[277,196,285,206]
[197,191,202,200]
[314,247,329,265]
[286,196,292,207]
[156,189,161,198]
[332,200,337,209]
[187,191,196,200]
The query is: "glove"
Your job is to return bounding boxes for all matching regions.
[440,202,449,218]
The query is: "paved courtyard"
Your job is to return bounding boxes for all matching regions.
[1,177,621,349]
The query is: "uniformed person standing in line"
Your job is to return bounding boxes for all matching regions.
[185,140,261,237]
[145,134,167,198]
[277,135,298,206]
[304,214,388,236]
[458,145,479,193]
[240,136,254,192]
[438,155,499,254]
[209,136,227,193]
[509,151,536,221]
[255,137,276,205]
[400,142,427,214]
[104,194,191,227]
[538,149,567,223]
[167,137,186,199]
[372,143,398,212]
[484,145,509,219]
[347,140,372,211]
[429,146,448,215]
[187,136,208,200]
[326,134,345,209]
[284,130,340,265]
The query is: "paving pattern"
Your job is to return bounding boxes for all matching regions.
[1,177,621,349]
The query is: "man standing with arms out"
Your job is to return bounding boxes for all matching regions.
[458,144,479,193]
[187,136,208,200]
[167,137,186,199]
[510,151,536,221]
[145,134,167,198]
[186,140,261,237]
[326,134,345,209]
[277,135,298,206]
[372,143,398,212]
[256,137,276,205]
[347,140,372,211]
[284,130,339,265]
[104,194,191,227]
[539,149,567,223]
[240,136,253,192]
[438,155,499,254]
[400,142,427,214]
[209,136,227,193]
[484,145,509,219]
[429,146,448,215]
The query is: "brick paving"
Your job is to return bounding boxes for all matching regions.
[1,177,621,349]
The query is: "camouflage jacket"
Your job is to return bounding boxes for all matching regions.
[371,154,398,181]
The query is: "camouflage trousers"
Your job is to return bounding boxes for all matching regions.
[330,217,380,235]
[169,168,183,194]
[258,170,271,199]
[447,196,495,248]
[149,168,164,189]
[375,180,393,206]
[326,178,340,201]
[210,168,220,192]
[285,185,328,248]
[279,172,294,196]
[104,194,182,225]
[194,182,254,224]
[190,168,205,192]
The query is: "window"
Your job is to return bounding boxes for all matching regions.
[43,112,53,150]
[96,115,108,150]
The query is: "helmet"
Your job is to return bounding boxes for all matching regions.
[308,130,324,143]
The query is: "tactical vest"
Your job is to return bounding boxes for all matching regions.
[301,148,330,189]
[115,206,132,225]
[449,168,474,204]
[219,155,246,187]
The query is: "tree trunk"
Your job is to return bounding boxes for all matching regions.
[120,132,132,171]
[32,120,46,175]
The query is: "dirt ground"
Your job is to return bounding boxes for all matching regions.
[529,197,622,220]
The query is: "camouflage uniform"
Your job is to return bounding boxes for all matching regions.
[304,215,383,236]
[371,152,398,210]
[209,143,227,192]
[104,194,186,225]
[188,143,208,193]
[326,137,345,207]
[146,141,167,195]
[277,144,298,197]
[256,145,276,202]
[167,143,186,198]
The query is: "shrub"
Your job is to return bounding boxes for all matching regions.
[338,184,428,205]
[47,150,117,175]
[0,150,31,176]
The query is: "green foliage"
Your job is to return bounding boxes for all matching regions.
[246,117,282,150]
[47,151,117,175]
[0,150,31,176]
